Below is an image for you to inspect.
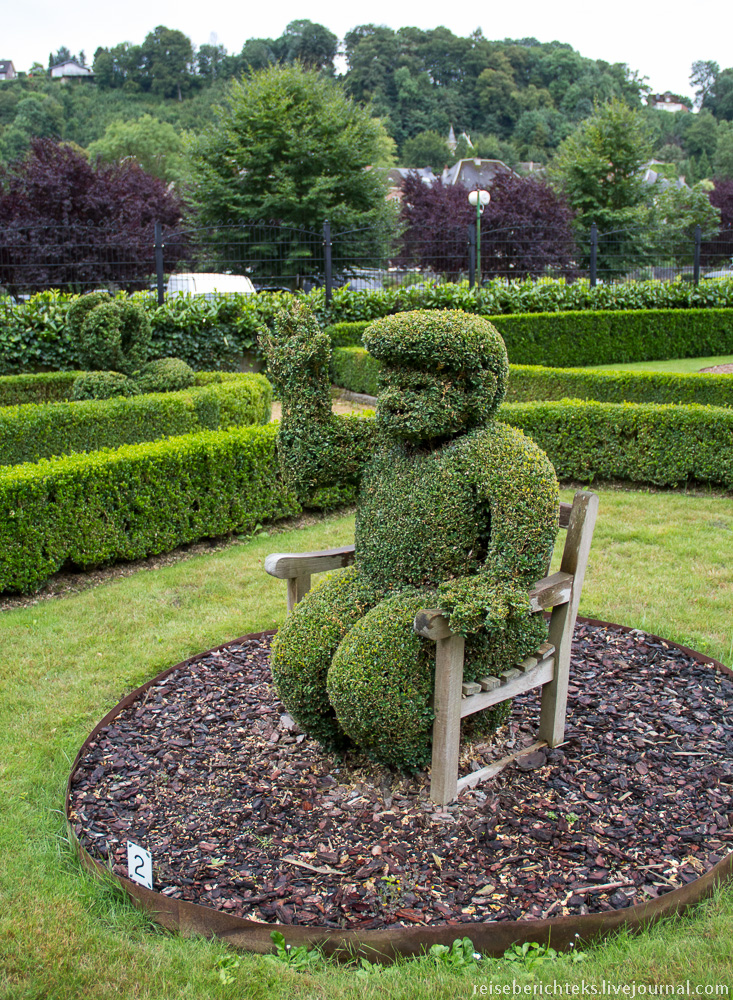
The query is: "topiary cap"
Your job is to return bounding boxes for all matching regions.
[363,309,508,376]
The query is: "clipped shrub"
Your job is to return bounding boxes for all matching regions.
[134,357,196,394]
[0,372,83,407]
[331,348,733,408]
[0,424,299,594]
[505,365,733,407]
[323,320,370,347]
[76,299,152,373]
[66,291,111,338]
[0,374,272,467]
[501,399,733,489]
[70,371,141,401]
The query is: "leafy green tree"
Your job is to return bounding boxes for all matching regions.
[140,26,194,100]
[705,68,733,121]
[690,59,719,109]
[685,111,719,158]
[401,129,450,167]
[87,114,184,183]
[551,98,653,229]
[279,20,338,71]
[189,63,395,276]
[713,123,733,178]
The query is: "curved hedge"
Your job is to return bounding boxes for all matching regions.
[0,373,272,467]
[0,425,299,594]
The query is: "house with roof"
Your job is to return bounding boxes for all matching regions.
[50,59,93,80]
[0,60,16,80]
[647,93,691,114]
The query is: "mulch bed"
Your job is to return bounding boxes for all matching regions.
[698,364,733,374]
[69,622,733,930]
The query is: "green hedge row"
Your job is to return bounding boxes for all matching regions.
[0,425,300,594]
[331,345,733,408]
[326,309,733,368]
[0,373,272,467]
[0,368,248,408]
[505,365,732,407]
[3,279,733,374]
[501,400,733,490]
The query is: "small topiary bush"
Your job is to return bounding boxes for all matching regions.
[74,297,152,374]
[70,371,140,401]
[134,357,196,394]
[269,306,560,771]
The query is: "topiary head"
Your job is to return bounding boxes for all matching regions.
[363,310,509,444]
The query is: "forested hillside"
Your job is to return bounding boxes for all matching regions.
[1,22,732,183]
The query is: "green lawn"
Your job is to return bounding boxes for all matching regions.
[1,486,732,998]
[585,354,733,374]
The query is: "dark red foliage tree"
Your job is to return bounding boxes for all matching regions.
[0,138,185,295]
[702,178,733,267]
[397,170,578,281]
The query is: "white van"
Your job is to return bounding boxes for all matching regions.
[165,272,256,298]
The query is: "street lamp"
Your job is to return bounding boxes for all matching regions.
[468,189,490,287]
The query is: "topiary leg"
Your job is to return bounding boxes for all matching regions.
[270,566,378,751]
[327,591,439,771]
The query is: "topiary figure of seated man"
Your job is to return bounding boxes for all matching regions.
[266,305,559,772]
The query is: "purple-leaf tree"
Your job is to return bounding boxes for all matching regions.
[397,170,578,281]
[0,138,185,296]
[702,178,733,268]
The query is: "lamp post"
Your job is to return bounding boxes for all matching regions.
[468,189,490,287]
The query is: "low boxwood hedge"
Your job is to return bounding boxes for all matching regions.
[326,309,733,369]
[505,365,732,407]
[500,399,733,490]
[0,373,272,467]
[331,346,733,408]
[0,371,83,407]
[0,424,299,594]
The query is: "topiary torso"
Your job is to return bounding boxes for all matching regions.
[267,306,560,771]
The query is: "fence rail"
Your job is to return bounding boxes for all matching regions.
[0,220,731,303]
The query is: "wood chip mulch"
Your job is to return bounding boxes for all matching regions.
[69,623,733,930]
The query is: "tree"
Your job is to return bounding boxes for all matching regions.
[0,138,185,294]
[703,178,733,267]
[397,171,577,279]
[189,64,395,278]
[279,20,338,71]
[401,130,450,168]
[139,26,194,100]
[713,123,733,179]
[87,115,184,183]
[705,68,733,122]
[690,60,719,109]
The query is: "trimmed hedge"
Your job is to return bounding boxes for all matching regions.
[0,368,250,408]
[327,310,733,369]
[0,373,272,467]
[501,399,733,490]
[0,424,299,594]
[506,365,732,407]
[3,281,733,375]
[331,346,733,408]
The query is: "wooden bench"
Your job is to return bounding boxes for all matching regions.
[265,490,598,806]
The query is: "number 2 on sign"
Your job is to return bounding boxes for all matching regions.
[127,841,153,889]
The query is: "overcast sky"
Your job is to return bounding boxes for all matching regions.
[5,0,729,102]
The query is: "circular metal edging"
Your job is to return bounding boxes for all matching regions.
[66,619,733,964]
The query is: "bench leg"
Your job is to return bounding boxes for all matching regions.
[286,574,312,611]
[538,601,573,746]
[429,632,465,806]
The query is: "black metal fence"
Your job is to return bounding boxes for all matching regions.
[1,219,731,303]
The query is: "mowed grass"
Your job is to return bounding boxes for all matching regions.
[1,486,732,999]
[585,353,733,374]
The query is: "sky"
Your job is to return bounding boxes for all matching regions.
[4,0,729,102]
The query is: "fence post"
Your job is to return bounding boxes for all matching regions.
[693,224,701,285]
[590,222,598,288]
[323,221,333,305]
[468,222,476,288]
[154,221,165,306]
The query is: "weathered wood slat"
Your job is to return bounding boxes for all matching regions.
[413,609,452,640]
[264,545,356,580]
[459,657,554,718]
[455,740,548,794]
[528,571,573,612]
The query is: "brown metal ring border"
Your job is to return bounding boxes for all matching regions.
[65,619,733,964]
